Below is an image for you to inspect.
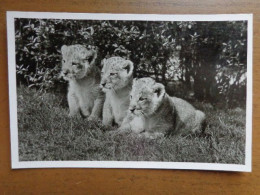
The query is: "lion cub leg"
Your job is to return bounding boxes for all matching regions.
[141,122,172,139]
[67,90,79,117]
[77,96,92,119]
[117,114,132,131]
[89,95,104,121]
[194,110,206,133]
[119,115,145,133]
[102,100,114,126]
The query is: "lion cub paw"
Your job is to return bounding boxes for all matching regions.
[88,115,100,122]
[117,124,131,133]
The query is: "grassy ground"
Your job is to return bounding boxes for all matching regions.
[17,87,246,164]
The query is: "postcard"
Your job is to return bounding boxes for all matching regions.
[7,11,252,171]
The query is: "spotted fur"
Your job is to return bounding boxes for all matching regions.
[124,77,206,138]
[100,56,134,127]
[61,44,104,120]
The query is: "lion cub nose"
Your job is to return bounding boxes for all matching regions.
[129,107,136,113]
[63,70,69,75]
[101,82,106,87]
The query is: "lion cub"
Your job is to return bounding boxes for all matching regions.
[124,77,206,138]
[61,44,104,120]
[100,57,134,127]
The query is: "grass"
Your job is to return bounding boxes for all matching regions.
[17,86,246,164]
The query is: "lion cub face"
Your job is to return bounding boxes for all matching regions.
[100,57,134,92]
[129,78,166,116]
[61,45,97,80]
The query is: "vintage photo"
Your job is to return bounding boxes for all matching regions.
[7,12,252,171]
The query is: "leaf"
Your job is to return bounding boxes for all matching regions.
[87,26,94,35]
[28,84,35,88]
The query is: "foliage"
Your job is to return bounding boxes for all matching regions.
[175,21,247,106]
[15,18,247,107]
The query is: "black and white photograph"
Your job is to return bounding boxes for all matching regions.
[7,12,252,171]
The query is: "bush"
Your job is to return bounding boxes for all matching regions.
[15,18,247,107]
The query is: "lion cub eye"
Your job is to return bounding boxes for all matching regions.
[62,60,66,63]
[87,56,93,63]
[110,73,117,76]
[72,63,82,69]
[139,97,146,101]
[83,57,92,64]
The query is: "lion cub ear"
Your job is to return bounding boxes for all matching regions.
[61,45,67,55]
[89,50,97,66]
[132,78,138,88]
[133,78,137,84]
[101,59,107,67]
[153,83,165,98]
[123,60,134,76]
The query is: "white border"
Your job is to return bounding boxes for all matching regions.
[7,11,253,172]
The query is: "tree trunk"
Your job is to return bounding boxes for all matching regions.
[193,75,205,100]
